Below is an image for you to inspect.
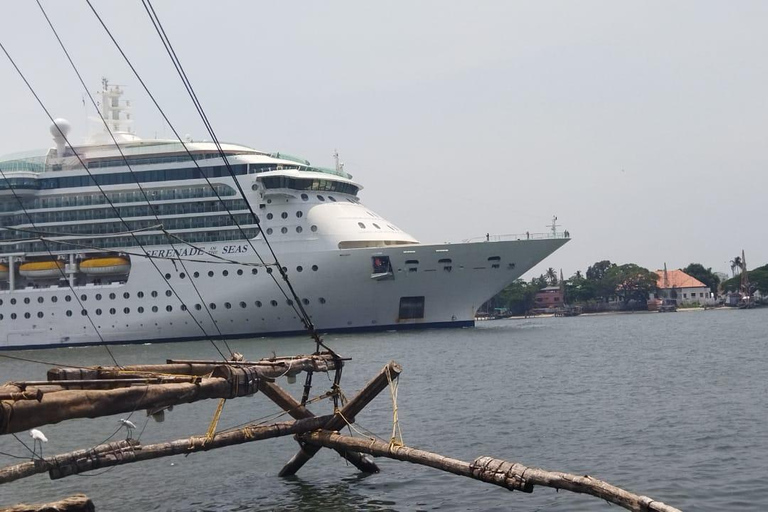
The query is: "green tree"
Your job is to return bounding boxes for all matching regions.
[682,263,721,296]
[606,263,658,304]
[545,267,558,286]
[721,264,768,295]
[565,271,597,303]
[496,279,540,315]
[730,256,742,277]
[586,260,615,281]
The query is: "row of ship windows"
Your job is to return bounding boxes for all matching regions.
[2,214,256,240]
[37,165,248,190]
[0,297,328,321]
[0,228,261,254]
[0,199,248,225]
[86,151,246,169]
[0,185,236,213]
[261,176,359,196]
[0,265,320,304]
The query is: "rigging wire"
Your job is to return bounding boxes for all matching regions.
[141,0,328,352]
[0,165,120,367]
[33,0,234,360]
[88,0,337,357]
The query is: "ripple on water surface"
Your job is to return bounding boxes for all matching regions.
[1,308,767,511]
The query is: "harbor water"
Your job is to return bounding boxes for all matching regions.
[1,308,767,511]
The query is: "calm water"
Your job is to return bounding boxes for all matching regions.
[1,308,767,511]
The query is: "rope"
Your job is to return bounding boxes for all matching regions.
[204,399,227,444]
[385,365,404,448]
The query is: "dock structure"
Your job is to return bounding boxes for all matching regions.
[0,354,681,512]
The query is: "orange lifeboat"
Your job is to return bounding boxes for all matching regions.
[80,257,131,275]
[18,260,65,279]
[0,264,8,281]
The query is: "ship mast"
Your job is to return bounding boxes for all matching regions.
[740,249,750,300]
[547,215,558,237]
[99,78,133,134]
[333,149,345,173]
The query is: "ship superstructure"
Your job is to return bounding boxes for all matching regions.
[0,84,568,349]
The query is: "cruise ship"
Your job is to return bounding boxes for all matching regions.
[0,83,568,350]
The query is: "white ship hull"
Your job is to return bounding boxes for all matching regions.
[0,237,566,349]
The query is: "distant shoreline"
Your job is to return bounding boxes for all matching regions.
[480,305,744,321]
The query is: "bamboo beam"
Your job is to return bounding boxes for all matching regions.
[0,440,138,484]
[0,414,334,484]
[0,494,94,512]
[47,354,340,382]
[278,361,401,476]
[258,380,379,473]
[0,389,42,402]
[301,432,681,512]
[0,366,264,435]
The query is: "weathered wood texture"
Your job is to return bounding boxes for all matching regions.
[1,366,264,435]
[0,440,137,484]
[301,432,682,512]
[279,361,401,476]
[46,354,339,382]
[0,414,334,484]
[0,494,94,512]
[259,380,379,473]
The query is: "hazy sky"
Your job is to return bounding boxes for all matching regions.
[1,1,766,279]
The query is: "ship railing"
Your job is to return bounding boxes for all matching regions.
[462,231,570,243]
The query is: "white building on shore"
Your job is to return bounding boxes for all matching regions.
[652,269,714,306]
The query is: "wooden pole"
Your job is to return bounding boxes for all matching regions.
[0,440,138,484]
[301,432,682,512]
[258,380,379,473]
[0,414,334,484]
[1,366,265,435]
[0,494,94,512]
[278,361,402,476]
[46,354,339,382]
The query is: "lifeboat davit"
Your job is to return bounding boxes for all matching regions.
[19,260,65,279]
[80,257,131,275]
[0,264,8,281]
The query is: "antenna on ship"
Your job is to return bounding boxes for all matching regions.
[547,215,558,237]
[333,149,344,173]
[99,77,133,134]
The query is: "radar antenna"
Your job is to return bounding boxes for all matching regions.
[333,149,345,173]
[547,215,559,237]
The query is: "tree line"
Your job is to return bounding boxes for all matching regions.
[483,261,739,316]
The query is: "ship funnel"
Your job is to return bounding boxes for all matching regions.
[50,118,72,157]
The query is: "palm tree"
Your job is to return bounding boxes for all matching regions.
[730,256,743,277]
[545,267,558,286]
